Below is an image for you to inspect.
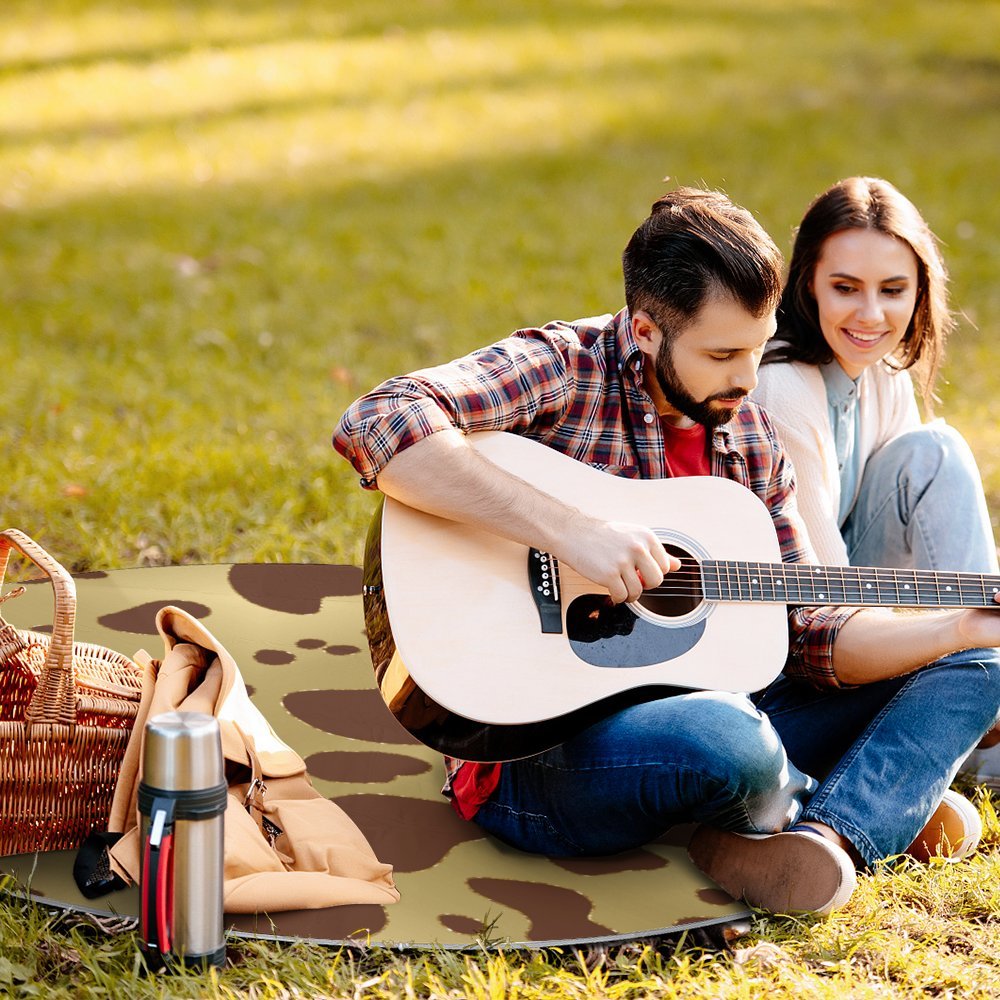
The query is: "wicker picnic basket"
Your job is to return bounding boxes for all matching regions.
[0,528,144,856]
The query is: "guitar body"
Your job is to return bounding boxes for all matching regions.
[363,432,789,761]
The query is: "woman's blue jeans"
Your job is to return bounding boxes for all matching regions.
[476,649,1000,868]
[841,422,1000,781]
[842,422,998,574]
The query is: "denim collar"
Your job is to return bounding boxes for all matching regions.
[820,358,861,407]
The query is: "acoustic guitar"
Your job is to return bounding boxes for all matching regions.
[361,431,1000,762]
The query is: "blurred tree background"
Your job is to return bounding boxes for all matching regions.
[3,0,998,570]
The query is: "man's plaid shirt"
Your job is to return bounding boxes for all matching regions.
[334,309,859,810]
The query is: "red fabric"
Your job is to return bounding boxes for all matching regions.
[660,420,710,478]
[448,761,503,820]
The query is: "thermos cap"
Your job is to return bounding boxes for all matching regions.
[142,711,224,791]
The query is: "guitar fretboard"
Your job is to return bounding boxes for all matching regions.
[701,561,1000,609]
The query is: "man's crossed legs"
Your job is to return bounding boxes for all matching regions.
[473,647,1000,914]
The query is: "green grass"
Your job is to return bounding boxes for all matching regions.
[3,0,1000,995]
[3,0,1000,570]
[4,790,1000,997]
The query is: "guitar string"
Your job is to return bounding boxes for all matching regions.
[554,583,999,606]
[642,573,1000,599]
[554,564,1000,605]
[539,548,1000,589]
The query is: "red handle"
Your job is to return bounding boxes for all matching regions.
[140,801,175,962]
[156,833,174,955]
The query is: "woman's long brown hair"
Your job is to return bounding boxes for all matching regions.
[764,177,953,411]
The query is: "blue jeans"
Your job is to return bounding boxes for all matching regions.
[842,423,999,574]
[841,423,1000,782]
[475,656,1000,868]
[756,647,1000,865]
[474,691,816,856]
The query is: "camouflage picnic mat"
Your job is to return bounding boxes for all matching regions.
[0,563,749,948]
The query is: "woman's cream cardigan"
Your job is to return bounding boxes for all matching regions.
[752,358,921,566]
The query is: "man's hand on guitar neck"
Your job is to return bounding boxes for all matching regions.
[375,428,679,605]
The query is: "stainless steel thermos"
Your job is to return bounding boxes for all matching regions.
[139,711,227,970]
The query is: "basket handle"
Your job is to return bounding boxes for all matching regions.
[0,528,78,728]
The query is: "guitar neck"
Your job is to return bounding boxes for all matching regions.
[702,561,1000,609]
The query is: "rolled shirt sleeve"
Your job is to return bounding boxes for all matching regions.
[332,332,574,488]
[751,410,861,689]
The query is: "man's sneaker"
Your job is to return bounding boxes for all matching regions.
[687,826,856,915]
[906,789,982,862]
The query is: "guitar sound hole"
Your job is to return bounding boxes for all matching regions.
[636,543,703,618]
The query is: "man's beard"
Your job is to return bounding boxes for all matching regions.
[654,339,748,429]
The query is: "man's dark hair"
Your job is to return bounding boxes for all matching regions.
[622,187,783,340]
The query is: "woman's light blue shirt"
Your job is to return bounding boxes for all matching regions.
[820,360,864,526]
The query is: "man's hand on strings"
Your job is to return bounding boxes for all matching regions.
[555,517,681,604]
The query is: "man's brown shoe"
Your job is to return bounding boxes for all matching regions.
[688,826,857,915]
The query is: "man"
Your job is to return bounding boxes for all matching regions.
[333,188,1000,915]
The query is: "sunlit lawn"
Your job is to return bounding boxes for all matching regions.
[3,0,1000,996]
[4,0,1000,570]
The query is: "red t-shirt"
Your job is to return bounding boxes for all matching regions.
[660,419,710,477]
[448,421,710,820]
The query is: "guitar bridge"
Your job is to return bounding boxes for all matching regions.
[528,549,563,633]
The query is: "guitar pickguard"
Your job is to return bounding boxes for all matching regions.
[565,594,705,667]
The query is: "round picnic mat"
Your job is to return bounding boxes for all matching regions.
[0,564,749,948]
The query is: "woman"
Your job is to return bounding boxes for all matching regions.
[753,176,1000,836]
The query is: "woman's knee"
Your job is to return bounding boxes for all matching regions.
[875,422,979,487]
